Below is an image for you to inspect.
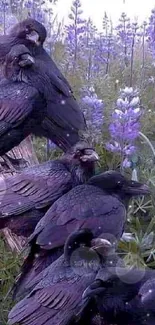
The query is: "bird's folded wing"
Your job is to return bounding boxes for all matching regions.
[8,264,94,325]
[0,161,72,217]
[0,82,40,135]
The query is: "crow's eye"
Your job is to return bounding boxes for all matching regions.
[116,180,123,187]
[14,56,18,62]
[25,25,32,33]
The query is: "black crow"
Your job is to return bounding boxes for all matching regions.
[8,230,112,325]
[13,171,149,298]
[81,267,155,325]
[0,142,98,237]
[0,19,87,152]
[0,44,49,156]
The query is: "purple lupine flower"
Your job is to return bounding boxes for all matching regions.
[24,0,46,23]
[0,0,9,34]
[147,8,155,58]
[116,13,139,79]
[65,0,86,71]
[81,18,97,81]
[81,86,104,143]
[116,12,132,66]
[93,13,116,75]
[139,21,147,70]
[106,87,142,169]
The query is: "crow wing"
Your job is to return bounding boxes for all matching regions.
[0,81,42,134]
[8,256,95,325]
[0,80,46,154]
[28,54,87,151]
[32,185,126,250]
[0,160,72,220]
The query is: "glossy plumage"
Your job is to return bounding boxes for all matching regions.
[13,171,149,298]
[8,230,109,325]
[0,19,87,152]
[81,267,155,325]
[0,45,47,155]
[0,142,98,237]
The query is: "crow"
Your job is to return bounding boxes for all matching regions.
[0,141,98,237]
[81,266,155,325]
[13,171,150,298]
[8,229,112,325]
[0,19,87,152]
[0,44,50,157]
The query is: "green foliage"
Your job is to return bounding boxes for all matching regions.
[0,236,22,324]
[119,216,155,268]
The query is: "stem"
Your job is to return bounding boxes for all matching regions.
[105,38,111,74]
[123,16,128,67]
[130,33,135,87]
[3,5,6,35]
[142,26,145,69]
[139,131,155,157]
[140,23,147,89]
[73,3,78,72]
[88,46,92,82]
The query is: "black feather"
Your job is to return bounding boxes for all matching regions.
[0,19,87,153]
[13,171,149,298]
[0,142,97,236]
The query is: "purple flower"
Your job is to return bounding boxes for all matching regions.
[147,8,155,57]
[0,0,10,34]
[106,87,142,169]
[81,86,104,143]
[116,13,132,66]
[65,0,86,70]
[49,141,56,149]
[123,158,131,168]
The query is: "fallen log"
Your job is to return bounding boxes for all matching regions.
[0,136,38,252]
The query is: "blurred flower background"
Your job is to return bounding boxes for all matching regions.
[1,0,155,322]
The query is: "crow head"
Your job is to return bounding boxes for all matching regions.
[64,229,113,272]
[88,170,150,201]
[65,142,99,163]
[9,18,47,46]
[62,142,99,183]
[4,44,35,80]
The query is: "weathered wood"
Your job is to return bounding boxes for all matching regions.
[0,136,39,252]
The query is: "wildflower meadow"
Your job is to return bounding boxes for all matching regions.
[1,0,155,322]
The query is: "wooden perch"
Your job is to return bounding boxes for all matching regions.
[0,136,38,253]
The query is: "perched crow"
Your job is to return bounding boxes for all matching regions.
[0,44,48,156]
[0,141,98,237]
[8,229,112,325]
[13,171,149,298]
[81,267,155,325]
[0,19,87,152]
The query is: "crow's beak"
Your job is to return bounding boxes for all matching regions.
[91,238,113,256]
[26,31,40,45]
[80,149,99,162]
[19,54,35,67]
[123,180,150,196]
[140,290,153,304]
